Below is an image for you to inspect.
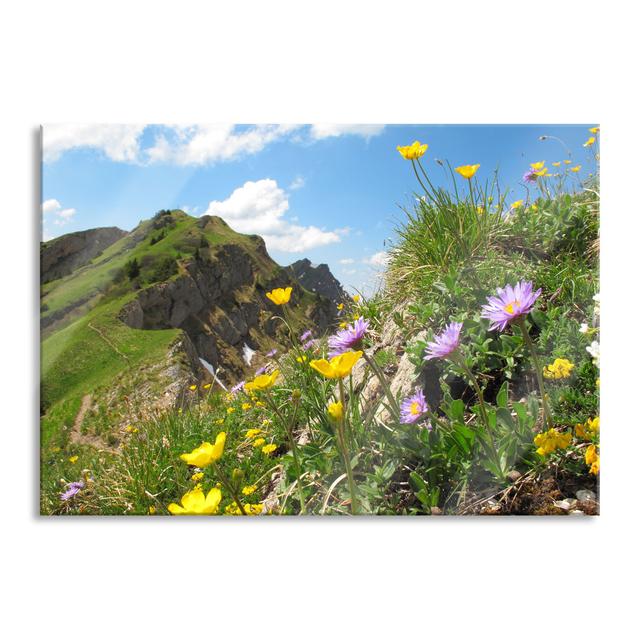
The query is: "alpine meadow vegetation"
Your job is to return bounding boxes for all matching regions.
[42,129,600,516]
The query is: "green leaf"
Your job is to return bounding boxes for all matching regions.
[496,381,509,408]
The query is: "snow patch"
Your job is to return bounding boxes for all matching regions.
[243,343,256,365]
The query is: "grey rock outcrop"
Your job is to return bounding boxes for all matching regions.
[288,258,345,304]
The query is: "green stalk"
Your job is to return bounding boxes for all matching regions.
[362,351,400,420]
[211,461,247,515]
[516,317,554,430]
[337,379,359,515]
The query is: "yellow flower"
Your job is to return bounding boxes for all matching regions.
[570,165,582,172]
[253,438,266,447]
[124,424,138,433]
[266,286,293,305]
[68,455,79,464]
[296,355,308,363]
[189,384,197,391]
[241,402,252,411]
[552,161,561,167]
[534,167,548,177]
[534,428,572,456]
[168,487,222,515]
[530,160,545,171]
[352,294,361,303]
[245,428,264,439]
[242,485,257,496]
[148,506,156,515]
[583,137,596,147]
[225,503,264,516]
[455,164,480,179]
[564,159,572,164]
[530,203,538,212]
[203,383,211,390]
[337,303,344,311]
[262,418,271,426]
[191,471,204,482]
[511,200,523,209]
[310,350,363,379]
[327,401,344,421]
[226,407,235,414]
[585,444,599,475]
[476,205,484,214]
[589,127,599,134]
[543,358,575,380]
[255,401,265,407]
[180,433,226,467]
[215,418,224,425]
[396,140,428,160]
[262,443,277,455]
[244,370,280,393]
[575,416,599,440]
[339,321,347,329]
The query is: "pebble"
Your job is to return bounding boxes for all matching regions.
[576,489,597,503]
[506,470,522,483]
[569,510,585,516]
[554,498,578,511]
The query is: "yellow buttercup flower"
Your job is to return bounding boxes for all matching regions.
[203,383,211,390]
[180,433,226,467]
[583,137,596,147]
[476,205,484,214]
[241,402,252,411]
[534,167,548,177]
[168,487,222,515]
[534,428,572,457]
[543,358,575,380]
[255,400,265,407]
[530,203,538,212]
[352,294,361,303]
[242,485,257,496]
[511,200,523,209]
[68,455,79,464]
[337,303,344,310]
[570,165,582,172]
[455,164,480,179]
[589,127,600,134]
[191,471,204,482]
[564,159,572,164]
[245,428,263,439]
[252,438,266,448]
[310,350,363,379]
[530,160,545,171]
[575,416,599,440]
[266,286,293,305]
[148,506,156,515]
[226,407,235,414]
[225,503,264,516]
[215,418,224,425]
[327,401,344,421]
[296,355,308,363]
[339,321,347,329]
[262,443,277,455]
[189,384,197,391]
[552,161,561,167]
[244,369,280,392]
[397,140,428,160]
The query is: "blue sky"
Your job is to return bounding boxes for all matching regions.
[42,124,598,293]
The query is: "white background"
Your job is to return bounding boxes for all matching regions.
[1,1,637,637]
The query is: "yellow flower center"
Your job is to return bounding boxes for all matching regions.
[410,401,420,415]
[503,300,521,314]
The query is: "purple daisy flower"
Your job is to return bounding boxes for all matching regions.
[266,349,277,358]
[481,281,542,331]
[255,365,267,376]
[400,388,431,427]
[523,168,538,184]
[231,380,245,394]
[299,329,313,343]
[60,480,84,502]
[424,321,463,360]
[302,338,317,351]
[328,316,370,357]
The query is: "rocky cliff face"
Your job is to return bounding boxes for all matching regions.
[288,258,345,304]
[119,240,335,385]
[41,227,127,283]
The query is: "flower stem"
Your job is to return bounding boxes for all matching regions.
[211,461,247,515]
[338,379,359,514]
[517,317,553,430]
[363,351,400,420]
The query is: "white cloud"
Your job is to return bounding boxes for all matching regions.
[146,124,302,166]
[310,124,385,140]
[43,124,145,163]
[42,198,76,226]
[288,176,305,190]
[203,178,344,253]
[363,251,389,266]
[339,258,355,265]
[181,204,200,215]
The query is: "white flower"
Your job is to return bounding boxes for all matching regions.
[579,323,589,334]
[593,293,600,316]
[586,340,600,367]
